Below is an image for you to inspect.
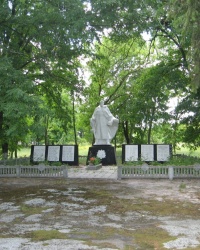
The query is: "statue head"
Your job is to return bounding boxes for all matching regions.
[100,100,104,107]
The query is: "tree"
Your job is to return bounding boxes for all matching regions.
[80,30,191,144]
[176,89,200,149]
[0,57,38,158]
[0,0,101,157]
[1,0,199,157]
[79,36,146,144]
[169,0,200,90]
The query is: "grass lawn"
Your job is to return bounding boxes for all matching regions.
[15,144,200,166]
[17,147,32,157]
[17,144,123,158]
[16,145,122,165]
[17,144,200,157]
[176,147,200,157]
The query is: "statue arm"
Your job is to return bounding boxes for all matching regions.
[103,106,115,125]
[90,108,98,132]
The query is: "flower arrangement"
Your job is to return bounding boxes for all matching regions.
[89,156,101,166]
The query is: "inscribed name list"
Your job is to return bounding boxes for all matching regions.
[47,146,60,161]
[62,146,75,162]
[125,145,138,161]
[33,146,46,162]
[157,145,170,161]
[141,145,154,161]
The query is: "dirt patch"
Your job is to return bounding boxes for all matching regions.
[0,178,200,249]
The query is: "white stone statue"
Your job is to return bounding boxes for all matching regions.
[90,100,119,145]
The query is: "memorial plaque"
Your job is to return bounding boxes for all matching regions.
[47,146,60,162]
[157,145,171,161]
[125,145,138,161]
[33,146,46,162]
[62,146,75,162]
[141,145,154,161]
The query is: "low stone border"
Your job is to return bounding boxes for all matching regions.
[86,164,102,170]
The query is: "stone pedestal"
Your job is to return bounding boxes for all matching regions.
[87,145,117,166]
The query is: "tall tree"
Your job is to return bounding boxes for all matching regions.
[0,0,101,157]
[79,36,146,143]
[169,0,200,90]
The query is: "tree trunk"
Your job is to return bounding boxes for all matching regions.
[44,115,49,145]
[2,142,9,160]
[147,106,156,144]
[0,111,9,159]
[147,124,152,144]
[0,111,3,140]
[15,149,18,158]
[72,91,77,145]
[123,121,130,144]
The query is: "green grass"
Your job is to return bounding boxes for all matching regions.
[17,144,200,157]
[176,147,200,157]
[17,144,92,157]
[17,147,32,157]
[13,144,200,167]
[179,182,186,190]
[79,144,91,156]
[20,204,45,215]
[133,227,176,250]
[29,230,68,241]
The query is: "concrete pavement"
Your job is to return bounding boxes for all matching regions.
[67,166,118,179]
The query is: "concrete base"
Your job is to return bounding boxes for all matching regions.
[87,145,117,166]
[86,164,102,170]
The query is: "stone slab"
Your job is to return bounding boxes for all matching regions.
[87,145,117,166]
[122,144,172,163]
[30,145,79,165]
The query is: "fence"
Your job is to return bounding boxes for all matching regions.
[0,165,68,178]
[1,164,200,180]
[117,165,200,180]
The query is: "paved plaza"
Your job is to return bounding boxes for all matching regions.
[67,166,118,179]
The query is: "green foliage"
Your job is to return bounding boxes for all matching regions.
[167,155,200,166]
[0,0,98,154]
[123,155,200,167]
[82,31,189,145]
[88,156,101,165]
[0,0,199,154]
[0,57,38,154]
[170,0,200,89]
[175,89,200,150]
[49,161,62,166]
